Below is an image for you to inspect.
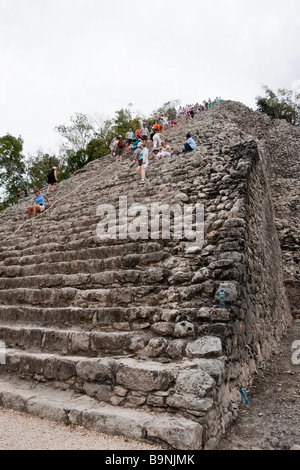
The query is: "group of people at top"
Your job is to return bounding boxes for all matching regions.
[108,98,222,184]
[109,118,176,163]
[23,97,220,212]
[109,123,198,184]
[176,97,221,120]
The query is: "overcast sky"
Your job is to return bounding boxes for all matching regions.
[0,0,300,156]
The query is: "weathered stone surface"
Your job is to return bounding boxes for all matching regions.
[0,99,297,449]
[186,336,223,358]
[115,359,177,392]
[175,369,215,397]
[147,415,203,450]
[174,321,195,337]
[76,358,115,382]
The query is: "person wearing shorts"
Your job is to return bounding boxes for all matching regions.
[141,124,149,144]
[27,189,50,218]
[115,135,124,161]
[126,128,134,148]
[136,143,149,184]
[46,167,58,193]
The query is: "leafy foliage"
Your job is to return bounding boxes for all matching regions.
[0,134,25,207]
[25,149,61,191]
[151,100,181,121]
[55,113,95,153]
[256,86,300,126]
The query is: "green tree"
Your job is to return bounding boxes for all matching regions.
[25,149,62,192]
[256,86,300,125]
[151,99,181,121]
[86,116,115,160]
[66,149,90,173]
[113,105,142,138]
[0,134,25,207]
[55,113,95,153]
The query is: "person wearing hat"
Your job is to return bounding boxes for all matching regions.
[46,166,58,193]
[27,189,51,219]
[176,133,197,155]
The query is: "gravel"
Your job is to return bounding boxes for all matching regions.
[0,407,162,450]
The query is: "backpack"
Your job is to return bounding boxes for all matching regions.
[118,139,124,148]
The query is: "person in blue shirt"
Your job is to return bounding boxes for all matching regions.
[176,133,197,155]
[27,189,51,219]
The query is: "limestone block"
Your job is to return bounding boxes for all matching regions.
[115,359,177,392]
[143,337,168,357]
[76,358,115,383]
[146,415,203,450]
[151,322,174,336]
[43,358,76,381]
[166,393,214,412]
[175,369,215,397]
[166,339,187,359]
[174,321,195,337]
[186,336,222,358]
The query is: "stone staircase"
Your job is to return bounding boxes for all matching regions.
[0,102,294,449]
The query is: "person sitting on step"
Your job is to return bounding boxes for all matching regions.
[27,189,51,219]
[176,133,197,155]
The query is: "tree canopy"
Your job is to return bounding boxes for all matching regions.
[0,134,25,209]
[256,86,300,126]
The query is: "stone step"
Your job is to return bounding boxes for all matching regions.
[0,241,165,265]
[0,281,211,309]
[0,260,173,281]
[0,326,149,357]
[0,266,173,290]
[0,250,169,276]
[0,348,221,415]
[0,375,203,449]
[0,305,196,329]
[0,185,206,252]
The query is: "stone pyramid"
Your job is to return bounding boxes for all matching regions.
[0,101,298,449]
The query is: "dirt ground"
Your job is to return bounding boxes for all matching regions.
[1,320,300,451]
[217,319,300,450]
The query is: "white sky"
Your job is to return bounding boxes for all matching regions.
[0,0,300,156]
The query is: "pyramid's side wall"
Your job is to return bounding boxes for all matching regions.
[205,139,292,448]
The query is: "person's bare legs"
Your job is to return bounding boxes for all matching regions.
[27,205,40,218]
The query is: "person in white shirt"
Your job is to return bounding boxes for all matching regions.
[125,128,135,151]
[153,131,162,149]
